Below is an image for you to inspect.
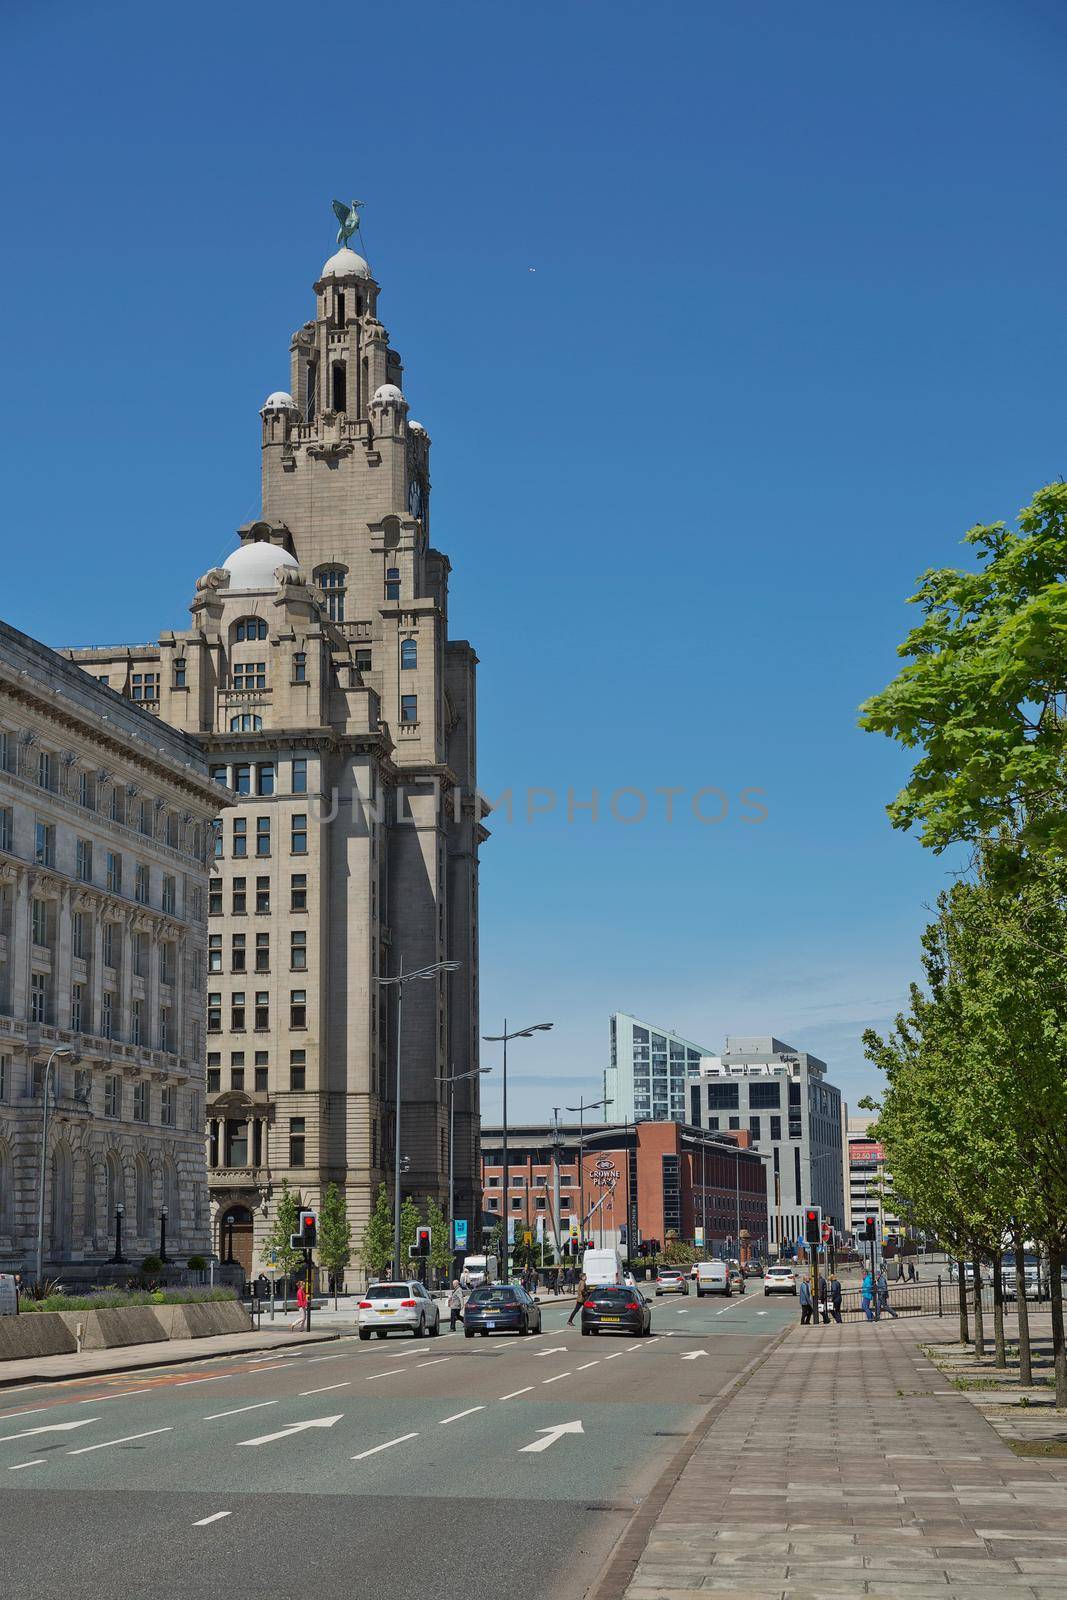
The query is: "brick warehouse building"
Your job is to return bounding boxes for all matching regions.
[480,1121,768,1258]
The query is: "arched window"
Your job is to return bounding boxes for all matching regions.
[385,567,400,602]
[0,1139,12,1234]
[316,567,346,623]
[331,362,347,413]
[234,617,268,643]
[230,715,263,733]
[105,1150,123,1223]
[83,1155,96,1245]
[51,1142,73,1256]
[400,637,417,670]
[163,1156,180,1244]
[135,1154,152,1240]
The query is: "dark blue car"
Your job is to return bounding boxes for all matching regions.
[463,1284,542,1337]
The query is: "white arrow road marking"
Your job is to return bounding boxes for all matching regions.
[69,1427,173,1455]
[351,1432,418,1461]
[237,1415,343,1448]
[681,1351,708,1361]
[519,1420,584,1454]
[757,1311,767,1316]
[9,1460,46,1470]
[0,1418,99,1443]
[205,1402,276,1421]
[535,1347,569,1357]
[438,1406,485,1425]
[299,1382,351,1397]
[193,1512,232,1527]
[675,1309,689,1314]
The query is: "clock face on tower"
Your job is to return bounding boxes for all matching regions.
[408,473,425,521]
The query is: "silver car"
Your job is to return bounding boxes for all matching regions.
[357,1280,441,1339]
[763,1265,798,1296]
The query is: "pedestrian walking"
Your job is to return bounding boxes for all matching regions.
[877,1268,898,1318]
[799,1276,814,1325]
[566,1272,588,1326]
[818,1274,830,1324]
[290,1279,309,1331]
[908,1261,917,1282]
[448,1279,463,1332]
[829,1274,843,1323]
[896,1259,906,1282]
[460,1266,472,1295]
[860,1269,875,1322]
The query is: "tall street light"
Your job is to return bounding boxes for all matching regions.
[435,1063,492,1260]
[565,1093,613,1241]
[35,1046,73,1288]
[483,1021,553,1279]
[378,956,462,1277]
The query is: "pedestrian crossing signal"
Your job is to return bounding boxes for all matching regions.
[861,1215,876,1242]
[415,1226,431,1257]
[291,1209,317,1250]
[803,1208,821,1245]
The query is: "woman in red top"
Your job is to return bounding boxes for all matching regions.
[291,1280,308,1331]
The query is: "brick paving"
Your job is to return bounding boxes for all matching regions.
[622,1315,1067,1599]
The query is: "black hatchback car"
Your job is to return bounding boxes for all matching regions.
[580,1285,652,1337]
[463,1284,542,1337]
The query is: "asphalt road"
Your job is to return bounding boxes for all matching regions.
[0,1284,799,1600]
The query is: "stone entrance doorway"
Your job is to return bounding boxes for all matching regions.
[219,1204,254,1278]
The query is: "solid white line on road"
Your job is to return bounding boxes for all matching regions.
[541,1373,571,1385]
[366,1370,404,1380]
[193,1512,232,1527]
[237,1415,343,1448]
[69,1427,173,1456]
[351,1432,418,1461]
[0,1418,99,1443]
[498,1386,534,1400]
[576,1361,600,1371]
[204,1402,277,1421]
[299,1382,351,1396]
[175,1375,231,1387]
[438,1407,485,1426]
[9,1460,46,1470]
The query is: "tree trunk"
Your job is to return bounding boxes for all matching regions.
[1050,1243,1067,1411]
[1014,1232,1032,1387]
[957,1256,969,1343]
[992,1251,1006,1367]
[972,1254,985,1358]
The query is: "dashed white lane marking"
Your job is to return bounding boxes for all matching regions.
[351,1432,418,1461]
[498,1386,533,1400]
[175,1375,230,1387]
[576,1361,600,1371]
[299,1382,351,1397]
[366,1370,404,1381]
[69,1427,173,1455]
[302,1354,345,1363]
[247,1363,294,1375]
[0,1408,49,1422]
[9,1459,46,1470]
[420,1358,450,1367]
[204,1402,277,1421]
[603,1353,624,1360]
[193,1511,232,1527]
[438,1406,485,1425]
[541,1372,571,1385]
[92,1389,151,1402]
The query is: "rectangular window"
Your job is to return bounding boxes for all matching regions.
[254,1054,269,1092]
[104,850,121,892]
[159,1007,170,1052]
[254,991,269,1029]
[131,998,142,1046]
[210,764,228,787]
[293,652,307,683]
[103,921,117,968]
[794,1144,802,1206]
[290,1049,306,1091]
[290,872,307,911]
[234,764,251,796]
[207,1054,221,1094]
[0,731,10,774]
[400,695,418,724]
[256,876,270,914]
[231,991,246,1030]
[290,989,307,1028]
[31,898,49,947]
[214,825,223,860]
[291,815,307,855]
[35,821,56,867]
[102,991,114,1039]
[354,648,371,672]
[173,660,187,689]
[770,1115,782,1141]
[71,982,84,1033]
[290,929,307,970]
[135,864,149,904]
[232,818,247,857]
[256,816,270,856]
[749,1081,781,1110]
[291,758,307,794]
[104,1074,120,1118]
[233,662,267,691]
[707,1083,739,1111]
[749,1116,761,1142]
[161,1086,176,1126]
[231,932,246,971]
[208,934,222,973]
[289,1117,306,1167]
[209,879,223,916]
[133,1081,148,1122]
[138,799,152,837]
[76,838,93,883]
[159,942,172,985]
[255,932,270,971]
[162,875,176,913]
[132,931,147,977]
[38,750,55,791]
[257,763,275,796]
[207,992,222,1032]
[72,912,87,960]
[131,672,159,702]
[232,877,246,915]
[0,805,11,853]
[230,1054,245,1090]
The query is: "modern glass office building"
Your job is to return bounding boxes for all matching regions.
[605,1012,713,1123]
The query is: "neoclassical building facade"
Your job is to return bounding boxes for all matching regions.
[66,236,486,1277]
[0,621,222,1274]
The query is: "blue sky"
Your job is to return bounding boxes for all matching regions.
[3,1,1065,1122]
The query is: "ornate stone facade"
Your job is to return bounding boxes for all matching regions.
[65,239,486,1279]
[0,621,223,1274]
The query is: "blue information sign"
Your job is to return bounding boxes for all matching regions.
[453,1218,468,1251]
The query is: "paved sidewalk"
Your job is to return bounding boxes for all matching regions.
[610,1314,1067,1600]
[0,1326,340,1387]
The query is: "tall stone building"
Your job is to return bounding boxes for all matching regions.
[0,620,221,1275]
[66,234,486,1276]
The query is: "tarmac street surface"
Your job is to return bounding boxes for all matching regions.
[0,1289,797,1600]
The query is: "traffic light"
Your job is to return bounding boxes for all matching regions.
[291,1209,317,1251]
[803,1207,822,1245]
[415,1226,431,1257]
[861,1215,876,1242]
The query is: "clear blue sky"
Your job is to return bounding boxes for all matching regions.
[3,1,1065,1122]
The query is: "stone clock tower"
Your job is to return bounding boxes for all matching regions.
[67,234,487,1277]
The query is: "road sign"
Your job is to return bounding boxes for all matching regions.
[518,1420,584,1454]
[694,1225,705,1246]
[453,1218,468,1251]
[522,1230,533,1246]
[821,1221,832,1243]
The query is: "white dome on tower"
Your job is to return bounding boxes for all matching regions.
[222,541,299,592]
[321,247,371,280]
[261,391,297,413]
[371,383,406,407]
[408,419,426,433]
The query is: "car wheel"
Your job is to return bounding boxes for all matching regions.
[413,1317,424,1338]
[764,1290,770,1297]
[464,1328,474,1339]
[359,1330,370,1341]
[696,1288,703,1298]
[581,1325,591,1336]
[429,1315,440,1338]
[481,1329,488,1337]
[376,1330,387,1338]
[519,1316,528,1336]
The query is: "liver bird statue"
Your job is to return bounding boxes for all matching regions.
[332,199,364,249]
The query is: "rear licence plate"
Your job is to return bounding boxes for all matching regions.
[601,1315,621,1322]
[379,1309,396,1315]
[486,1321,495,1328]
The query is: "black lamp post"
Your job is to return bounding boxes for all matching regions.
[110,1203,126,1264]
[159,1205,168,1263]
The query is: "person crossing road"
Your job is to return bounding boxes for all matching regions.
[566,1271,588,1326]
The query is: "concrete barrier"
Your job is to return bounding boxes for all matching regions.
[1,1297,250,1360]
[154,1300,252,1339]
[0,1312,77,1360]
[57,1307,169,1350]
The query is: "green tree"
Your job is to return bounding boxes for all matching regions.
[860,481,1067,858]
[359,1183,394,1282]
[423,1197,451,1285]
[318,1183,353,1306]
[263,1180,304,1306]
[399,1195,421,1276]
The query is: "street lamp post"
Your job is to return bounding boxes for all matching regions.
[435,1064,491,1262]
[483,1021,553,1280]
[378,957,461,1277]
[34,1045,73,1288]
[110,1203,126,1265]
[564,1093,613,1241]
[159,1205,168,1263]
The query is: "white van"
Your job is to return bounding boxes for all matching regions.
[694,1261,731,1298]
[463,1254,497,1288]
[582,1247,623,1287]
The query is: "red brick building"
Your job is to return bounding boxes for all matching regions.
[480,1120,768,1257]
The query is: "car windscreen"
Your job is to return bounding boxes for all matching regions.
[469,1288,518,1305]
[588,1287,632,1299]
[366,1284,410,1299]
